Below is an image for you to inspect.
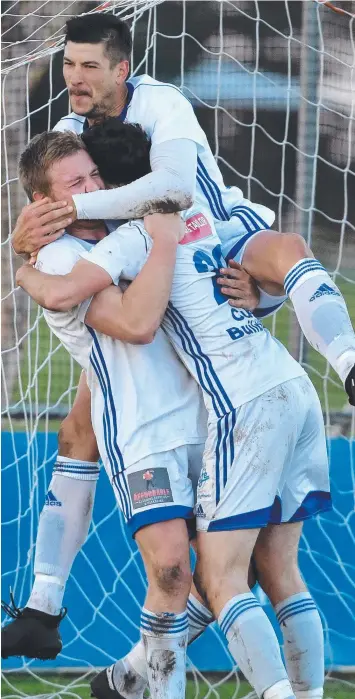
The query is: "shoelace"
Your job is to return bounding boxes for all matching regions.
[1,590,67,622]
[1,590,22,620]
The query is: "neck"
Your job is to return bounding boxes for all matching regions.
[67,219,107,240]
[87,83,128,126]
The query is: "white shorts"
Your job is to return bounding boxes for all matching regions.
[196,375,331,532]
[104,443,204,536]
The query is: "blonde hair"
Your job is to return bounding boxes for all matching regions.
[19,130,86,200]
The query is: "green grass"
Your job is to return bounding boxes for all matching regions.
[5,276,355,431]
[2,674,355,699]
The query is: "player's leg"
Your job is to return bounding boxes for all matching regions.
[112,446,197,699]
[219,230,355,403]
[254,375,330,699]
[193,381,318,699]
[195,528,295,699]
[254,523,324,699]
[2,371,100,660]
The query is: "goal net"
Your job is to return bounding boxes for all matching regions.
[2,0,355,696]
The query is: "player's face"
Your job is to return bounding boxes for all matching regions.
[63,42,128,120]
[46,149,104,201]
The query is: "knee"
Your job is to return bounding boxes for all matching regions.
[278,232,312,269]
[153,556,192,597]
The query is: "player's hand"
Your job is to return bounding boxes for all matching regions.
[144,212,185,244]
[11,199,74,256]
[217,260,260,311]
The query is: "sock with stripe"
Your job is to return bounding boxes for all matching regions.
[141,607,188,699]
[111,593,213,698]
[218,593,295,699]
[275,593,324,699]
[27,458,99,615]
[284,259,355,382]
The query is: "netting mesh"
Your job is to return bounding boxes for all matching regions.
[1,1,355,697]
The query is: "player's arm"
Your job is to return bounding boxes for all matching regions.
[15,260,111,312]
[70,139,196,220]
[71,88,203,220]
[85,214,183,343]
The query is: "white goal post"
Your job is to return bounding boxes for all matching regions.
[1,1,355,697]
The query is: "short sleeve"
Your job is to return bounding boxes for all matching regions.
[79,222,150,285]
[141,84,206,148]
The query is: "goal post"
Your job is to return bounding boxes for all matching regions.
[1,1,355,696]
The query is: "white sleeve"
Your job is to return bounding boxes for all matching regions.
[73,138,197,220]
[36,243,92,370]
[79,222,149,285]
[145,84,206,147]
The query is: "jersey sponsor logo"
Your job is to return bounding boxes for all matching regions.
[180,212,213,245]
[309,283,340,302]
[195,504,206,518]
[45,490,62,507]
[128,467,174,509]
[226,308,264,341]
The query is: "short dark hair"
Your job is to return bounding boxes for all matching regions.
[81,118,151,187]
[19,131,86,200]
[65,14,132,66]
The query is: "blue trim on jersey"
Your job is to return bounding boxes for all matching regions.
[253,302,285,318]
[270,494,282,524]
[288,490,332,522]
[165,306,233,418]
[87,327,132,519]
[127,505,194,537]
[206,503,276,531]
[89,344,130,518]
[120,81,134,121]
[230,205,269,231]
[197,158,229,221]
[284,260,325,295]
[224,230,257,262]
[166,303,234,417]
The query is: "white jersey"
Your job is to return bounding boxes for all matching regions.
[36,234,207,469]
[54,73,275,256]
[80,209,305,419]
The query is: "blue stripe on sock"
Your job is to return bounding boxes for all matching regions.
[284,260,325,295]
[187,599,211,626]
[220,597,260,636]
[277,599,317,625]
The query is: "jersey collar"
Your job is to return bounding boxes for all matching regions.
[83,80,134,131]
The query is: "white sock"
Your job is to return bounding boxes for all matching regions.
[275,593,324,699]
[218,593,294,699]
[284,259,355,382]
[187,593,213,642]
[141,608,188,699]
[111,593,212,697]
[27,458,99,615]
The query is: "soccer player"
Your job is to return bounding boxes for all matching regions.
[5,131,214,699]
[17,128,334,699]
[12,13,355,403]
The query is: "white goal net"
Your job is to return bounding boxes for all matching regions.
[1,1,355,697]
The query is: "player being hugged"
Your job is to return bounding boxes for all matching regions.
[16,123,339,699]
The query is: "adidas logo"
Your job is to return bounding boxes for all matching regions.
[309,283,340,302]
[45,490,62,507]
[195,504,206,518]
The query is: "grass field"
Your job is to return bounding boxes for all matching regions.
[2,674,355,699]
[5,276,354,431]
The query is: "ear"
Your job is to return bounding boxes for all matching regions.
[116,60,129,84]
[33,191,47,202]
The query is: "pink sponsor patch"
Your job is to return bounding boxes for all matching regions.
[180,212,213,245]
